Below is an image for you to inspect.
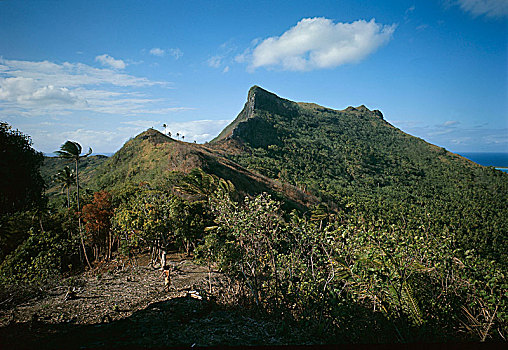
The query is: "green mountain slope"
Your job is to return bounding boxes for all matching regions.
[211,86,508,263]
[90,128,318,210]
[41,155,109,197]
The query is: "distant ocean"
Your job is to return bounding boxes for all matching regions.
[459,152,508,173]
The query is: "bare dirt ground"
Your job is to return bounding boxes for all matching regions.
[1,253,210,327]
[0,253,313,348]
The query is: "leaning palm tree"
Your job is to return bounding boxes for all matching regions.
[55,141,92,268]
[53,166,75,208]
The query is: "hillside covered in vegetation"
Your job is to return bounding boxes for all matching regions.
[41,155,109,199]
[0,87,506,346]
[212,86,507,265]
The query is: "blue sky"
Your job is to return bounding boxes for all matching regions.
[0,0,506,153]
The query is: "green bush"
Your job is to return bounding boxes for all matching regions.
[0,228,76,284]
[199,191,507,343]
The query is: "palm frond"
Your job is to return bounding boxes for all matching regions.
[81,147,92,158]
[55,141,92,159]
[55,141,79,159]
[53,166,75,184]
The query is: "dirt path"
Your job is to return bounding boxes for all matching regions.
[0,253,212,327]
[0,253,314,348]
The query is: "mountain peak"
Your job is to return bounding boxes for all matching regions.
[247,85,278,101]
[248,85,267,95]
[135,128,172,145]
[212,86,388,144]
[246,85,293,116]
[211,86,299,143]
[345,105,384,119]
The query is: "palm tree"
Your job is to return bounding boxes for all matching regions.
[162,123,167,135]
[53,166,75,208]
[182,135,185,141]
[176,132,180,140]
[168,131,172,138]
[55,141,92,268]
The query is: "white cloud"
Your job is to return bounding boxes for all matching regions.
[60,128,118,150]
[207,42,237,69]
[0,59,160,88]
[0,76,81,107]
[0,76,36,100]
[428,129,455,136]
[428,120,461,136]
[234,39,260,64]
[484,133,508,144]
[17,119,222,154]
[148,47,183,59]
[25,86,79,105]
[0,58,184,117]
[95,54,127,69]
[390,119,507,151]
[122,120,162,128]
[207,55,223,68]
[18,124,120,154]
[234,52,248,63]
[455,0,508,18]
[450,137,472,145]
[144,119,231,143]
[149,48,165,56]
[404,6,416,23]
[169,48,183,60]
[20,118,229,154]
[248,17,396,71]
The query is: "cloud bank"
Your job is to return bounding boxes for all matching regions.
[0,77,78,106]
[0,57,218,153]
[391,119,507,151]
[248,17,396,71]
[121,119,231,144]
[0,58,179,117]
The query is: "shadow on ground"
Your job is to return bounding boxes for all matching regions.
[0,296,311,348]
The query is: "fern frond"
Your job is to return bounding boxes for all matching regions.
[402,281,423,326]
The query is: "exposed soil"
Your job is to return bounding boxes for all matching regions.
[1,253,210,327]
[0,253,313,348]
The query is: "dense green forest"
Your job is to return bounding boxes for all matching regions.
[0,86,506,344]
[213,86,507,266]
[41,155,108,199]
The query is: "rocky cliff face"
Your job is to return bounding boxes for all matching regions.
[212,86,299,142]
[213,86,389,146]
